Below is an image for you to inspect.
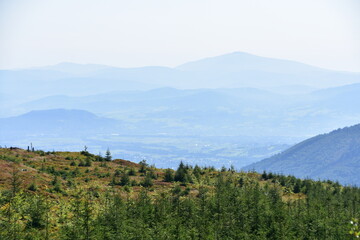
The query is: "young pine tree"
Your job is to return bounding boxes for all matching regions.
[105,149,112,161]
[164,168,174,182]
[141,173,153,187]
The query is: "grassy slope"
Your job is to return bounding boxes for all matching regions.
[1,148,360,239]
[0,148,305,201]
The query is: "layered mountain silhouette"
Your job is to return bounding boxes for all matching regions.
[8,84,360,138]
[1,52,359,110]
[243,124,360,185]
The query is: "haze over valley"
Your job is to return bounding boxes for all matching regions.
[1,52,360,180]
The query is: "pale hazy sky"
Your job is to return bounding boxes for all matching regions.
[0,0,359,71]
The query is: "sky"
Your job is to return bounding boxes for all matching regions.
[0,0,359,71]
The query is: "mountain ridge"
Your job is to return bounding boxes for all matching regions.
[243,124,360,185]
[30,52,360,74]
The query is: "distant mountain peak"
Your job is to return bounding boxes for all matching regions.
[176,51,327,74]
[228,51,253,56]
[21,109,98,119]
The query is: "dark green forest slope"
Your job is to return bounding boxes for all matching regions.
[0,148,359,239]
[243,124,360,185]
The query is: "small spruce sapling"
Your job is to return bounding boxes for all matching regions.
[105,149,112,161]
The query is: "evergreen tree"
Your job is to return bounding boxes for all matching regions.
[175,161,187,183]
[139,159,148,173]
[28,181,37,192]
[105,149,112,161]
[128,168,136,176]
[164,168,174,182]
[142,173,153,187]
[293,181,301,193]
[120,172,130,186]
[261,171,268,180]
[10,166,21,197]
[193,165,202,176]
[85,158,92,167]
[26,195,48,229]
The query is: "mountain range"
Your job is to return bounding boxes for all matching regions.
[8,84,360,138]
[1,52,359,113]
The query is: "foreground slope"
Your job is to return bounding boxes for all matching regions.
[0,148,359,239]
[243,124,360,185]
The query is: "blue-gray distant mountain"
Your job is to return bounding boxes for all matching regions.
[175,52,360,88]
[177,52,326,74]
[0,109,123,139]
[243,124,360,185]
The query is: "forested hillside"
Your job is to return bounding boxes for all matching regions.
[0,147,359,239]
[243,124,360,185]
